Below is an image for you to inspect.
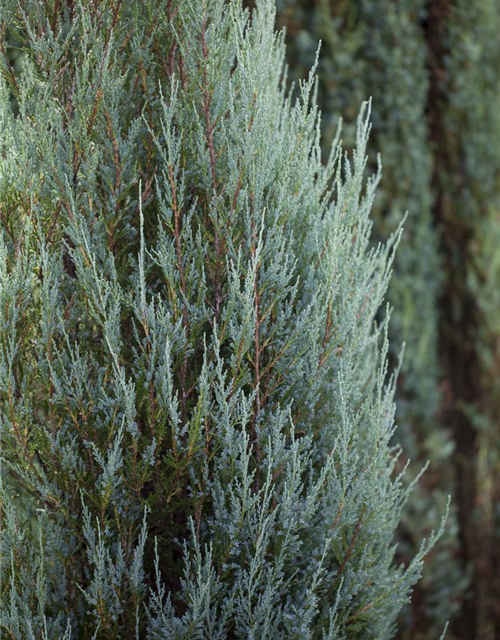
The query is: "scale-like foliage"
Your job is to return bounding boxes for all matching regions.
[275,2,464,636]
[0,2,440,638]
[277,0,442,477]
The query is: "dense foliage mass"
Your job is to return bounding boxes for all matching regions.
[276,1,500,639]
[276,0,441,435]
[274,2,456,636]
[0,1,440,639]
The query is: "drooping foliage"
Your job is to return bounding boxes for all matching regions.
[0,1,438,639]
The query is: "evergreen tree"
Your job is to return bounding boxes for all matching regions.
[426,1,500,637]
[275,0,442,440]
[275,2,458,637]
[0,1,440,639]
[276,1,500,638]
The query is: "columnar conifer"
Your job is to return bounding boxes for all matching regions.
[0,2,439,639]
[276,1,500,638]
[426,1,500,637]
[275,3,456,636]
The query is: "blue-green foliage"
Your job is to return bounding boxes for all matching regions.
[277,0,441,457]
[275,1,460,636]
[0,1,440,638]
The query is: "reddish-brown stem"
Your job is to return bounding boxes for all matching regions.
[0,32,20,97]
[51,0,61,32]
[318,301,332,369]
[201,18,218,194]
[168,164,189,419]
[346,601,376,625]
[339,509,364,574]
[231,167,244,214]
[251,227,262,487]
[330,499,344,532]
[200,16,226,327]
[254,280,261,422]
[105,110,121,195]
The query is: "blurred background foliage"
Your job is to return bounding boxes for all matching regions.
[274,1,500,639]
